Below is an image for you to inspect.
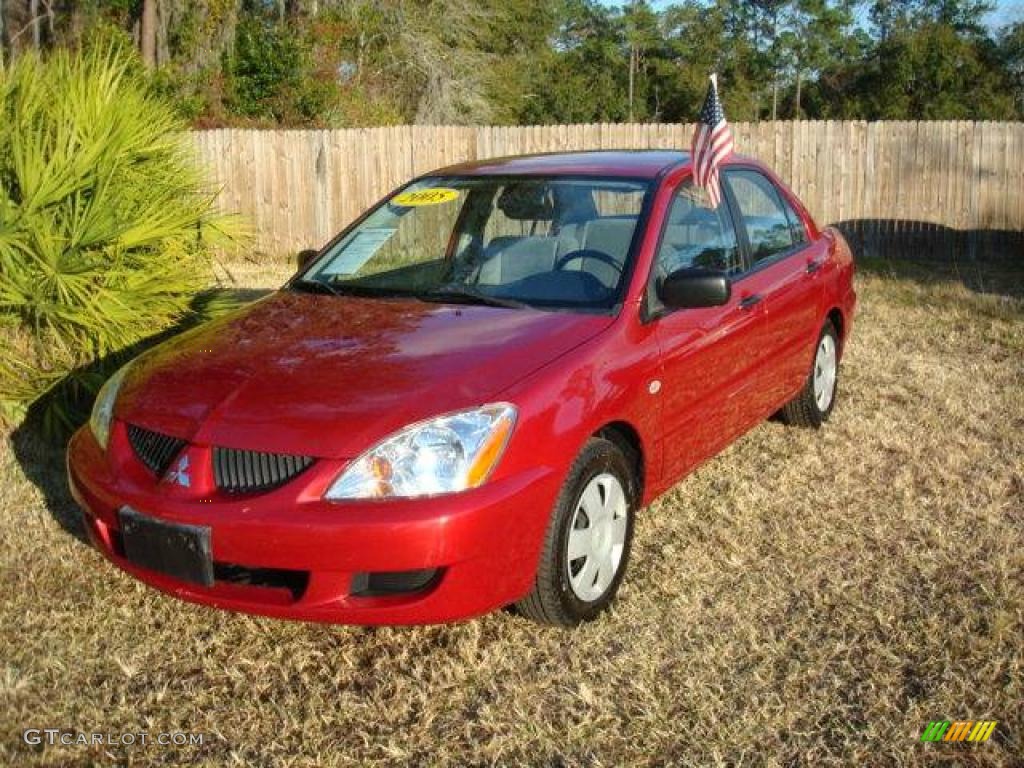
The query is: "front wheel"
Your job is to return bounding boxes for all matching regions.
[780,320,840,428]
[515,438,637,626]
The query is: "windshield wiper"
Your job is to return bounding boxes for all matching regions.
[421,286,528,310]
[294,278,525,308]
[292,279,417,299]
[291,278,342,296]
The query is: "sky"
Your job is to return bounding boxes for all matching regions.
[993,0,1023,26]
[598,0,1024,30]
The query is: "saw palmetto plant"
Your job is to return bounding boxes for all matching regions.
[0,46,242,436]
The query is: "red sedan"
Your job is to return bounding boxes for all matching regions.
[67,151,855,626]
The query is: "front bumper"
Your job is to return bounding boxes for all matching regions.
[67,426,560,624]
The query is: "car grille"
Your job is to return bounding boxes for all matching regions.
[213,563,309,600]
[212,447,315,494]
[126,424,188,476]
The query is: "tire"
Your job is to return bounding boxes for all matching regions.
[515,437,637,627]
[780,320,840,428]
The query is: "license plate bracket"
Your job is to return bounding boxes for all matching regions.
[119,507,214,587]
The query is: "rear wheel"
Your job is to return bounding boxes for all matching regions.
[515,438,636,626]
[780,320,840,428]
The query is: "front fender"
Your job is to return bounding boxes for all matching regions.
[493,312,665,507]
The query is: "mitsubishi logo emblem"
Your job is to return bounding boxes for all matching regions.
[165,455,191,488]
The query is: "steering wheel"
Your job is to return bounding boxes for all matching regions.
[554,249,623,275]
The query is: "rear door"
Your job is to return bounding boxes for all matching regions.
[646,179,766,482]
[722,169,824,415]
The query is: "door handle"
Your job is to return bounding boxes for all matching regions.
[739,294,763,310]
[806,259,824,275]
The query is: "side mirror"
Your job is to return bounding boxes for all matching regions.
[658,267,731,309]
[296,248,319,270]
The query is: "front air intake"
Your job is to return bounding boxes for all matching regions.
[126,424,188,476]
[212,446,315,494]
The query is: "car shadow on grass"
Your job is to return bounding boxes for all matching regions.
[8,286,274,546]
[832,219,1024,299]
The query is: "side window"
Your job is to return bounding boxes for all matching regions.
[779,194,808,245]
[653,180,741,281]
[725,170,796,265]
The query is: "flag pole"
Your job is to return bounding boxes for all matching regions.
[710,72,718,92]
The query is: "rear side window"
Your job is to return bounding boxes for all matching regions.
[725,170,796,265]
[779,195,808,245]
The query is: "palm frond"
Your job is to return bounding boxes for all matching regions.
[0,46,248,437]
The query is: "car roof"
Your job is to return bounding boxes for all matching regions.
[428,150,691,180]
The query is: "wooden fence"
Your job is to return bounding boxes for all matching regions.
[192,121,1024,259]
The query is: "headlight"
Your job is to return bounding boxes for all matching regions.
[325,404,517,500]
[89,363,131,450]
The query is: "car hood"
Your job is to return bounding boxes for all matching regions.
[116,291,613,458]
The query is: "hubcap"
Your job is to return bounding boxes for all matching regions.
[566,473,629,602]
[813,334,837,411]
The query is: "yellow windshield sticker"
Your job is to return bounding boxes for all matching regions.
[392,188,460,207]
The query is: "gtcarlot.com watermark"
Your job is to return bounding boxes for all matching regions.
[24,729,203,748]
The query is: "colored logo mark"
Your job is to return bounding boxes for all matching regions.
[920,721,998,743]
[165,455,191,488]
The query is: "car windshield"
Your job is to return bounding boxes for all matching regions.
[296,176,652,311]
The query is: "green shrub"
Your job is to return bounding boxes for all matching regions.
[227,17,339,125]
[0,46,241,436]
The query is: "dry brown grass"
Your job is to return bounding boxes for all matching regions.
[1,257,1021,767]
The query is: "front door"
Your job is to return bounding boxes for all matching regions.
[647,179,766,482]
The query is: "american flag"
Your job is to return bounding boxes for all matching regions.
[691,75,734,208]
